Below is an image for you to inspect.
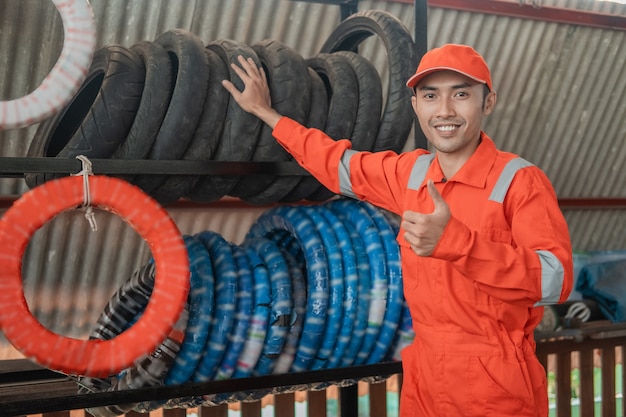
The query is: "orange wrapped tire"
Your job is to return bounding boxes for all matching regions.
[0,175,189,377]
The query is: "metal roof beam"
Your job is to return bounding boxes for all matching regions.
[388,0,626,31]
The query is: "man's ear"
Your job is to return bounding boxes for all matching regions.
[483,90,497,115]
[411,94,418,113]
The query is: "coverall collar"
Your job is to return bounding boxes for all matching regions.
[428,131,497,189]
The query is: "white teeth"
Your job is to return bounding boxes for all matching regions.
[436,125,457,132]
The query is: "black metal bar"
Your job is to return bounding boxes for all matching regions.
[0,157,310,177]
[413,0,427,58]
[413,0,429,150]
[0,361,402,416]
[340,4,355,20]
[0,359,67,385]
[340,1,359,20]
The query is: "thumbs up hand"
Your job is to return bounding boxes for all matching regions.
[401,180,451,256]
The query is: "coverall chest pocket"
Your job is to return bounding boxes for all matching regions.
[457,228,512,305]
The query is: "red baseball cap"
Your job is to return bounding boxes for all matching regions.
[406,44,493,91]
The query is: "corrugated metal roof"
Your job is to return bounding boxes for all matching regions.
[0,0,625,360]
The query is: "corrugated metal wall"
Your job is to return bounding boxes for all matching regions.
[2,0,625,197]
[0,0,624,359]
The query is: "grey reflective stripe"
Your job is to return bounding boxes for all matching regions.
[489,159,563,306]
[534,250,566,306]
[407,154,436,190]
[488,157,533,203]
[339,149,358,198]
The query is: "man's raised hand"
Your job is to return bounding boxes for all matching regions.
[401,180,451,256]
[222,55,282,128]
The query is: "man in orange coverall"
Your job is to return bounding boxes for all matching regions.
[223,44,573,417]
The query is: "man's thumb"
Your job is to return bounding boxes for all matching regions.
[426,180,446,212]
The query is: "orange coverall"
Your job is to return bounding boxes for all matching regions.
[272,117,573,417]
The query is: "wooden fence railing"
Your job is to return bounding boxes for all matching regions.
[536,321,626,417]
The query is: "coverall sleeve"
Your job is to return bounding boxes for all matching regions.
[432,167,573,306]
[272,117,417,215]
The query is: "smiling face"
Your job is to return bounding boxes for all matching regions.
[411,70,496,166]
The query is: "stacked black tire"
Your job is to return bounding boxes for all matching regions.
[25,10,418,205]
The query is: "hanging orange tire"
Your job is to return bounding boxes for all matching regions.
[0,175,190,377]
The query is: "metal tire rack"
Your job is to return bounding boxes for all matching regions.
[0,1,426,415]
[0,153,403,417]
